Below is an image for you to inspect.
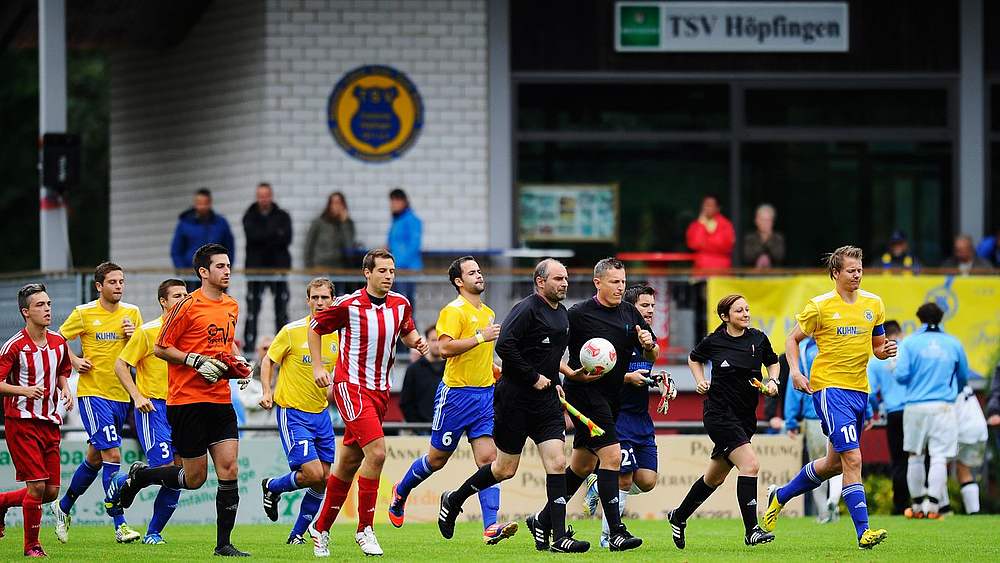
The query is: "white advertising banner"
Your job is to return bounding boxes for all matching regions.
[616,2,849,52]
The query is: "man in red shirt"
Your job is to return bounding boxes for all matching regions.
[686,194,735,271]
[307,248,428,557]
[0,283,74,557]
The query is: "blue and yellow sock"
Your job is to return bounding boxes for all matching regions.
[777,461,823,505]
[102,461,126,527]
[267,471,301,494]
[397,455,434,500]
[147,486,180,536]
[478,483,500,529]
[60,460,100,513]
[842,483,869,539]
[291,488,324,538]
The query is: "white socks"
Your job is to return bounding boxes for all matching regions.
[961,482,980,514]
[926,456,947,513]
[907,455,926,510]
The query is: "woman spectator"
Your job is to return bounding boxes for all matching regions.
[743,204,785,268]
[686,195,735,271]
[304,192,358,270]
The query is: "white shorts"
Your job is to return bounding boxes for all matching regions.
[902,402,957,458]
[802,418,829,461]
[955,388,989,444]
[956,441,986,468]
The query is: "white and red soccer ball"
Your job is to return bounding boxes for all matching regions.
[580,337,617,375]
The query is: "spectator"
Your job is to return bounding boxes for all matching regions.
[742,203,785,268]
[242,182,292,354]
[941,234,992,274]
[388,188,423,311]
[867,321,908,515]
[976,226,1000,267]
[399,326,445,424]
[170,188,236,288]
[685,194,735,270]
[876,230,920,273]
[304,191,358,270]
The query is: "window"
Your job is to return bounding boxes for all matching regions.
[745,89,948,128]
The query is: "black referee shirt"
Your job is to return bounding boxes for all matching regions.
[564,297,654,400]
[689,325,778,418]
[495,293,569,404]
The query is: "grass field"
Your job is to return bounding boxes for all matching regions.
[3,516,999,561]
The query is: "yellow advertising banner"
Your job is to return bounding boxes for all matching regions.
[707,275,1000,378]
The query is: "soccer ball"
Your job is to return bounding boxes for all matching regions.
[580,337,617,375]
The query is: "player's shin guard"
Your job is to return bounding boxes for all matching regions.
[673,476,717,523]
[776,461,823,505]
[960,481,980,514]
[477,484,500,529]
[397,455,434,500]
[216,479,239,549]
[147,486,180,536]
[736,476,758,535]
[314,475,351,533]
[60,460,100,513]
[292,488,324,538]
[545,473,568,540]
[841,483,869,539]
[102,462,126,526]
[22,492,42,550]
[597,469,623,532]
[356,476,379,532]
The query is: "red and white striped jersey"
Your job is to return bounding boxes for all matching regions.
[311,290,416,391]
[0,329,71,424]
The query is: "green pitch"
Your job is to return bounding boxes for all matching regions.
[4,516,999,561]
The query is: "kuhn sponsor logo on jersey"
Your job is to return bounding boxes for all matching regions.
[94,332,120,341]
[836,326,860,335]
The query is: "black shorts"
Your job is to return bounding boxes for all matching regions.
[492,383,565,455]
[564,384,619,451]
[167,402,239,459]
[703,405,755,460]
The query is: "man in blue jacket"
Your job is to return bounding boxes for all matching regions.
[170,188,236,288]
[894,303,967,519]
[866,321,907,515]
[387,188,422,311]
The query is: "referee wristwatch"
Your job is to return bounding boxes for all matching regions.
[475,329,485,344]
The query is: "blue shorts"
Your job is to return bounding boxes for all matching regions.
[135,399,175,467]
[276,406,336,470]
[79,396,130,451]
[814,387,868,453]
[617,410,657,473]
[430,384,494,452]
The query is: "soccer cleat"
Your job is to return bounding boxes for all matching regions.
[24,545,48,558]
[308,522,330,558]
[287,534,307,545]
[745,525,775,546]
[107,461,148,511]
[51,501,71,543]
[582,473,599,516]
[355,526,384,556]
[858,528,888,550]
[525,513,550,551]
[387,483,406,528]
[115,523,141,543]
[143,533,166,545]
[760,484,783,532]
[550,526,590,553]
[607,525,642,552]
[667,509,686,550]
[905,508,926,519]
[214,543,251,557]
[437,491,462,539]
[261,479,280,522]
[482,521,518,545]
[926,512,942,520]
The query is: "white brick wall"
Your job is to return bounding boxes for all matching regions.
[110,0,491,272]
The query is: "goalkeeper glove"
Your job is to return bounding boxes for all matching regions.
[185,353,227,383]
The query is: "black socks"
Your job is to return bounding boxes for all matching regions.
[452,464,499,507]
[673,476,717,523]
[136,465,187,490]
[544,473,567,539]
[216,479,239,548]
[736,475,758,535]
[598,469,623,532]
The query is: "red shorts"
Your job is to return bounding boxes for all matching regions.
[332,382,389,448]
[5,417,61,485]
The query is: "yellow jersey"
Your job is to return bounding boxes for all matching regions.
[269,316,338,413]
[435,296,496,388]
[796,289,885,393]
[60,300,143,402]
[118,317,168,401]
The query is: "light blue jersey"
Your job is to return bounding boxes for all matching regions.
[894,325,968,405]
[867,355,906,414]
[785,338,820,430]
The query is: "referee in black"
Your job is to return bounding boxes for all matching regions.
[668,293,779,549]
[438,258,588,553]
[528,257,654,552]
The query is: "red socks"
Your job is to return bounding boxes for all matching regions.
[0,488,27,511]
[315,475,351,532]
[356,476,379,532]
[22,493,42,551]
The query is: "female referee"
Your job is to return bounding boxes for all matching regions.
[667,294,779,549]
